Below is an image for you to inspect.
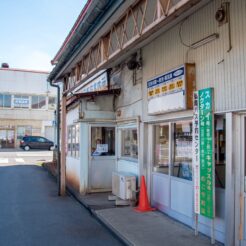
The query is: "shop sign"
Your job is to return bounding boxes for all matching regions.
[13,97,29,108]
[147,64,195,115]
[75,71,108,94]
[193,88,214,219]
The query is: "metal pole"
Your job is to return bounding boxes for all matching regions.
[49,80,61,196]
[195,213,198,236]
[211,218,215,244]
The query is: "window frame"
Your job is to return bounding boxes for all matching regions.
[153,123,170,174]
[48,96,56,110]
[31,95,47,110]
[13,95,30,109]
[0,93,12,108]
[17,125,32,139]
[152,120,193,181]
[67,124,80,159]
[90,126,116,157]
[120,127,138,162]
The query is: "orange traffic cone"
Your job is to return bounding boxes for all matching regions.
[135,176,156,212]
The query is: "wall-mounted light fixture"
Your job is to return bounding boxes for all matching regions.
[190,33,219,49]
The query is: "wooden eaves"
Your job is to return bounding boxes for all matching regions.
[62,0,206,97]
[66,88,121,108]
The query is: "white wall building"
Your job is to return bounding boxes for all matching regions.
[49,0,246,245]
[0,66,56,148]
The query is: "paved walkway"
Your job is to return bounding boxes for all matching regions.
[96,207,218,246]
[72,193,223,246]
[0,164,122,246]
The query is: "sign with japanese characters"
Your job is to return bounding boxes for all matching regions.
[193,88,214,218]
[13,96,29,108]
[73,71,110,95]
[147,64,195,115]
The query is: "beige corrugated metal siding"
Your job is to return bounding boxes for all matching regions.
[142,0,246,119]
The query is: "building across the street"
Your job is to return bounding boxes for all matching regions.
[48,0,246,245]
[0,65,56,148]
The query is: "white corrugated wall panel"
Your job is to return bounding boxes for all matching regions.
[142,0,246,121]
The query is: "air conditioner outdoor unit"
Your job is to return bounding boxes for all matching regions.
[112,172,136,200]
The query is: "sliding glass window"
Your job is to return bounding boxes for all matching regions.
[121,128,138,159]
[153,124,169,174]
[172,121,192,181]
[31,96,46,109]
[153,121,193,181]
[0,94,11,108]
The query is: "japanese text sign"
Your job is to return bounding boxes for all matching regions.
[193,88,214,218]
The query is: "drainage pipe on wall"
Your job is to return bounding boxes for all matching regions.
[49,80,61,196]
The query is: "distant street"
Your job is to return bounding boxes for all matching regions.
[0,151,122,246]
[0,149,52,166]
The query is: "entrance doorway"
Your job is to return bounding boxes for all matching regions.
[0,129,15,148]
[89,124,116,191]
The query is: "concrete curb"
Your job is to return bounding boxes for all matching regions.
[92,209,133,246]
[66,187,132,246]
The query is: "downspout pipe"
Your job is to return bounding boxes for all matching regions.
[49,80,61,196]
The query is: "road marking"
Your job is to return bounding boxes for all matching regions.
[15,158,24,163]
[17,152,52,157]
[0,158,8,164]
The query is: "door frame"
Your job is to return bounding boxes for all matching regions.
[237,114,246,245]
[232,113,246,246]
[88,122,117,192]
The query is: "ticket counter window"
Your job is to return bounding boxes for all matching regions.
[91,127,115,156]
[172,121,192,181]
[153,125,169,174]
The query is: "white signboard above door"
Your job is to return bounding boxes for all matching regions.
[147,64,195,115]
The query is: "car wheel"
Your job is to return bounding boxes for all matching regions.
[49,146,55,151]
[24,145,30,151]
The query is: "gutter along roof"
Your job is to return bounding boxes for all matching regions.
[48,0,124,83]
[51,0,92,65]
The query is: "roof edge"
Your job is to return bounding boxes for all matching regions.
[0,68,50,74]
[51,0,92,65]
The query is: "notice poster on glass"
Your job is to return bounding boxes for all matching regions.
[193,88,215,219]
[96,144,108,153]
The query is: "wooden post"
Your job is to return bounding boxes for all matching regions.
[60,95,66,196]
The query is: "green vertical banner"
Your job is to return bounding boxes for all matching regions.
[198,88,214,218]
[193,88,215,219]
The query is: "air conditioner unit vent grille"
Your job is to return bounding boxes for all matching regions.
[112,172,136,200]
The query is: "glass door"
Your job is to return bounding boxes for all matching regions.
[151,120,193,218]
[0,129,15,148]
[89,124,116,191]
[171,121,193,181]
[153,124,170,174]
[151,123,171,209]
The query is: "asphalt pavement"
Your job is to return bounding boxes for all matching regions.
[0,155,122,246]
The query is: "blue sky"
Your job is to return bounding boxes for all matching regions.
[0,0,87,71]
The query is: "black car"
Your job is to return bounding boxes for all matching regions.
[20,136,54,151]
